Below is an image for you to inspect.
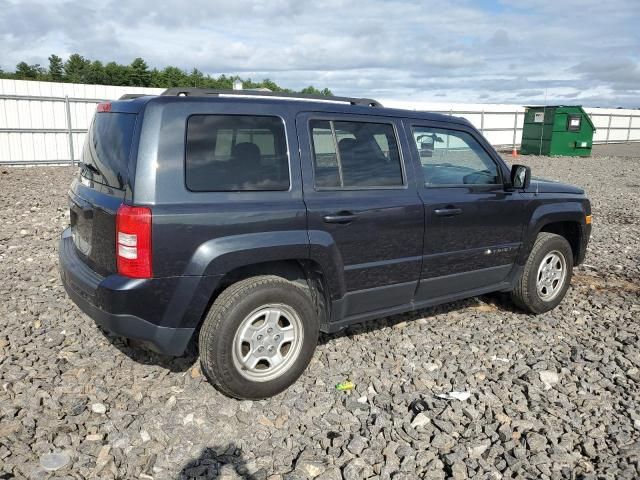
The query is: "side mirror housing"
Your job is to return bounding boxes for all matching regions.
[510,164,531,189]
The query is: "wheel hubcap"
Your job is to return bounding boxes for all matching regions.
[232,304,303,382]
[536,250,567,301]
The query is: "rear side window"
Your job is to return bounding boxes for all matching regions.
[186,115,289,191]
[81,113,136,190]
[310,120,403,188]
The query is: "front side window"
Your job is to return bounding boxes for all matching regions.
[186,115,289,191]
[310,120,403,188]
[412,127,500,186]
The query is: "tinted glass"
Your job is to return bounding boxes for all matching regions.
[80,113,136,190]
[186,115,289,191]
[412,127,500,186]
[310,120,403,188]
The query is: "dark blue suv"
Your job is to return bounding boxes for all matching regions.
[59,89,591,399]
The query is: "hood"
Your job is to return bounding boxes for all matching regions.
[528,176,585,194]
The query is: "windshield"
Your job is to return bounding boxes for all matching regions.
[80,113,136,190]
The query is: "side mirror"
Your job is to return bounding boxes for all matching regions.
[419,142,434,157]
[510,164,531,189]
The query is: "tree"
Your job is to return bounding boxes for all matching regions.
[189,68,204,88]
[15,62,44,79]
[2,53,334,94]
[129,57,151,86]
[48,54,63,81]
[301,86,333,96]
[64,54,90,83]
[155,66,188,87]
[104,62,130,86]
[301,86,321,95]
[261,78,286,92]
[86,61,107,85]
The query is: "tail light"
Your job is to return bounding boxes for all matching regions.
[97,102,112,112]
[116,204,152,278]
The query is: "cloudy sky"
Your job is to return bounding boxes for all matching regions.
[1,0,639,107]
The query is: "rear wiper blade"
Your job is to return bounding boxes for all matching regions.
[79,162,102,176]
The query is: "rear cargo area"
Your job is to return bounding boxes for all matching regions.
[69,110,137,274]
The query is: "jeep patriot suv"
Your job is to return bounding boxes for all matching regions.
[59,89,592,399]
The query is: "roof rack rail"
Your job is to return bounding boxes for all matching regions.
[160,88,382,107]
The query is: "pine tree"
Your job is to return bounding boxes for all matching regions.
[4,53,334,94]
[261,78,286,92]
[158,66,188,87]
[86,61,107,84]
[15,62,43,79]
[64,54,90,83]
[189,68,204,88]
[48,54,64,81]
[129,57,151,86]
[104,62,130,86]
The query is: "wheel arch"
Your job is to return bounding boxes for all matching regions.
[183,230,347,335]
[520,203,588,266]
[538,221,583,264]
[201,258,334,334]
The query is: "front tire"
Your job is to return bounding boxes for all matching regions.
[511,232,573,314]
[199,275,318,399]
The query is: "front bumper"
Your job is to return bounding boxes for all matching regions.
[59,229,218,356]
[577,223,591,265]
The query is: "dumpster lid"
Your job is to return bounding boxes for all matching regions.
[525,105,595,130]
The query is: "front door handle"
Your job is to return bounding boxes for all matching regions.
[434,207,463,217]
[323,212,357,224]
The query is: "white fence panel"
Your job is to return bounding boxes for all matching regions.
[0,79,162,164]
[0,79,638,165]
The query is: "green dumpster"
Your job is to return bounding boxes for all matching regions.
[520,105,595,156]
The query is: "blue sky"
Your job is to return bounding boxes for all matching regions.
[1,0,639,107]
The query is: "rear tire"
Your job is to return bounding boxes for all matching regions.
[199,275,318,399]
[511,232,573,314]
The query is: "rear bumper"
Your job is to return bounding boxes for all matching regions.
[58,228,220,356]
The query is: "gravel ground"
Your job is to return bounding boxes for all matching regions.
[1,146,639,480]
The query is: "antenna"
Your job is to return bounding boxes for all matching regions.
[539,88,548,156]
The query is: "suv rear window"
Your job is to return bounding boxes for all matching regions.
[186,115,289,191]
[80,113,136,190]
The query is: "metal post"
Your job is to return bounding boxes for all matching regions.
[16,98,23,162]
[329,121,344,188]
[605,114,612,144]
[512,111,518,150]
[627,115,633,143]
[64,95,75,165]
[480,110,485,134]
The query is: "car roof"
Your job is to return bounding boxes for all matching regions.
[109,92,472,127]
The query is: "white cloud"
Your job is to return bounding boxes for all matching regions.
[0,0,638,107]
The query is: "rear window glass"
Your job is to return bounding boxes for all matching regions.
[185,115,289,191]
[80,113,136,190]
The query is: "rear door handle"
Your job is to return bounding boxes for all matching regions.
[323,212,357,224]
[434,207,462,217]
